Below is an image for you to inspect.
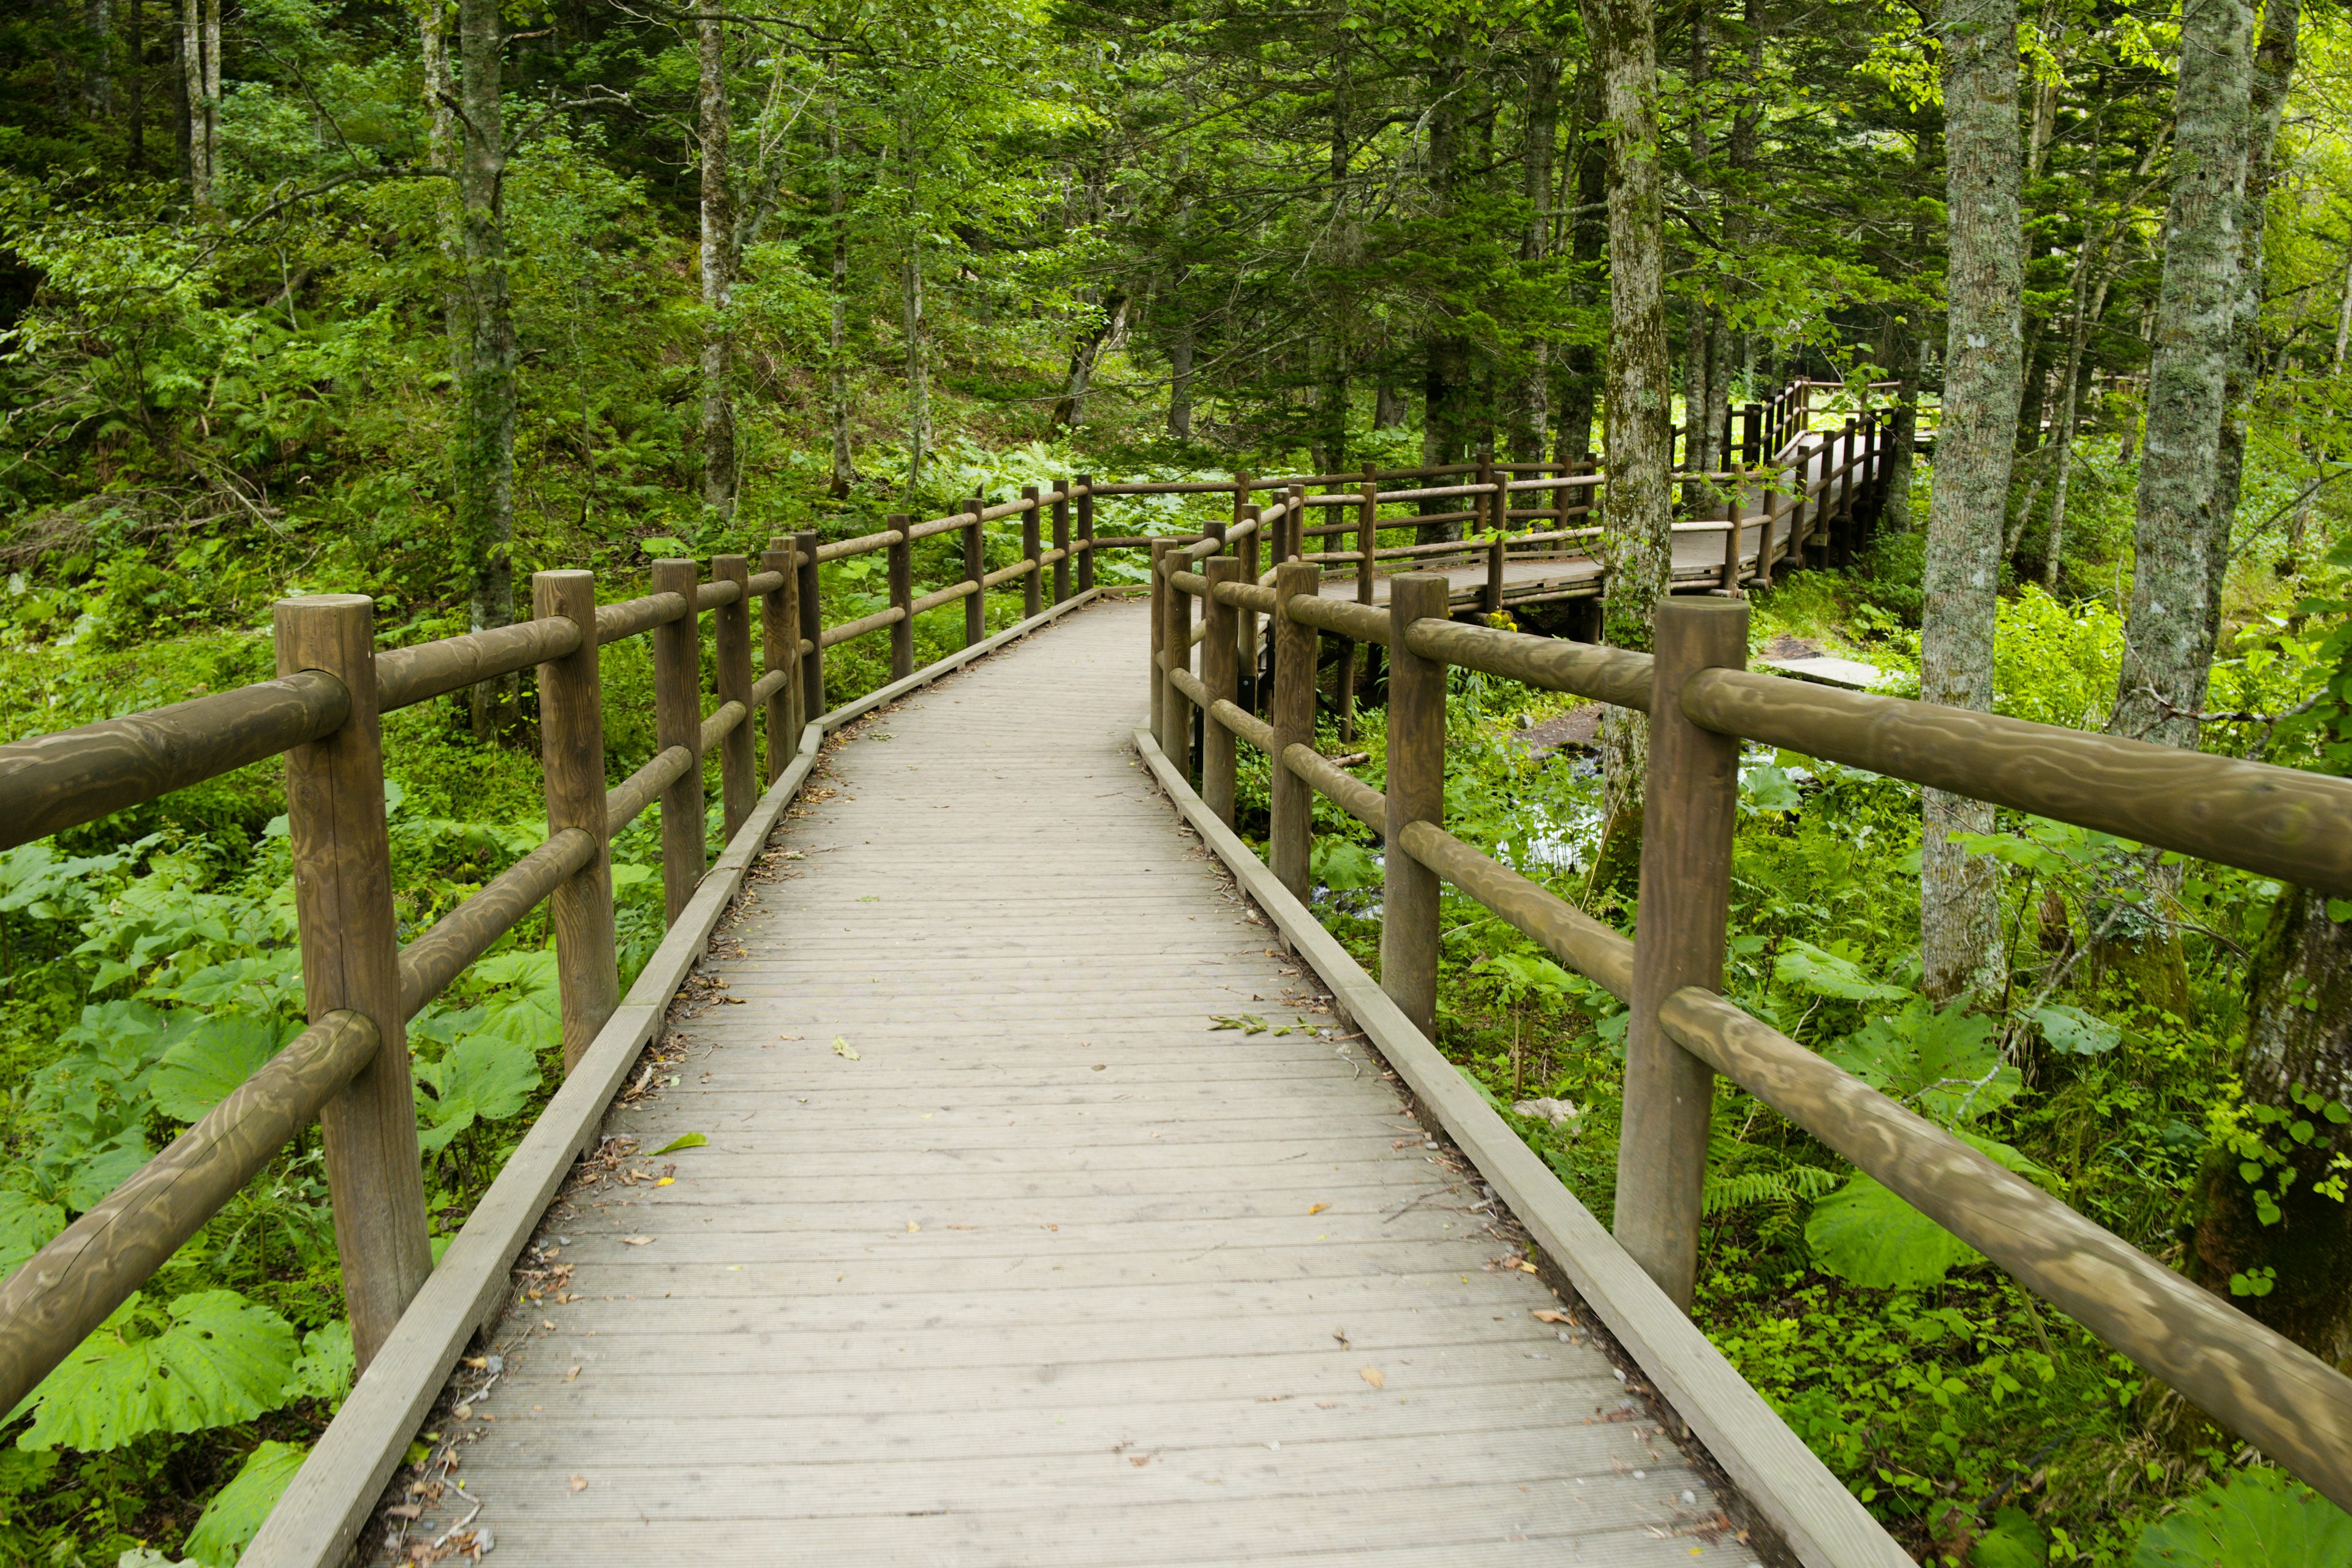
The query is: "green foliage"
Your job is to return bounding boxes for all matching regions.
[182,1441,308,1567]
[13,1291,299,1452]
[2128,1468,2352,1567]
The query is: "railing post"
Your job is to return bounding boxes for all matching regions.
[1201,556,1241,824]
[1356,475,1376,605]
[1741,402,1762,468]
[1161,548,1193,783]
[963,496,986,647]
[1232,469,1253,537]
[1235,502,1261,712]
[1833,417,1859,569]
[273,594,431,1370]
[1021,486,1043,620]
[1756,480,1779,589]
[1381,573,1449,1040]
[712,554,756,843]
[1618,596,1747,1311]
[1719,490,1741,595]
[886,514,914,681]
[761,538,802,779]
[1050,480,1072,605]
[1270,560,1319,902]
[652,557,707,927]
[795,529,823,723]
[1286,483,1305,563]
[1148,539,1170,745]
[533,571,620,1077]
[1075,473,1096,592]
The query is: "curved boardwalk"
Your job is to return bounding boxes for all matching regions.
[383,601,1754,1565]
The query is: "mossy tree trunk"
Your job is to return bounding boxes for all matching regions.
[456,0,516,739]
[698,0,737,526]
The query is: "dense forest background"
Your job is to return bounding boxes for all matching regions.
[3,0,2352,1560]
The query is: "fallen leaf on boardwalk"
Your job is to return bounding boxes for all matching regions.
[1503,1258,1538,1273]
[832,1038,861,1060]
[655,1177,674,1187]
[651,1133,707,1155]
[570,1475,587,1492]
[565,1366,581,1381]
[621,1235,655,1245]
[906,1221,920,1232]
[1306,1202,1329,1215]
[1360,1367,1385,1389]
[452,1403,473,1420]
[1532,1310,1572,1324]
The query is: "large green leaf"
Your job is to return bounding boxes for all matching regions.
[184,1440,308,1566]
[1973,1506,2048,1567]
[2030,1003,2121,1057]
[1806,1174,1981,1288]
[150,1016,293,1123]
[1311,839,1381,891]
[64,1129,153,1213]
[1774,939,1907,1001]
[284,1321,353,1404]
[16,1290,299,1450]
[2130,1468,2352,1567]
[1825,997,2019,1123]
[415,1033,540,1152]
[0,1190,65,1279]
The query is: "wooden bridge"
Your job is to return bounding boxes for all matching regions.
[4,383,2349,1567]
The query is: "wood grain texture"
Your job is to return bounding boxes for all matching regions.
[375,600,1749,1568]
[761,542,802,785]
[0,669,347,853]
[592,590,688,647]
[1268,561,1318,902]
[652,559,707,926]
[275,595,432,1369]
[712,555,759,842]
[1200,557,1241,823]
[796,529,824,724]
[534,570,620,1073]
[1618,600,1747,1311]
[375,616,583,713]
[1381,576,1448,1041]
[0,1010,377,1422]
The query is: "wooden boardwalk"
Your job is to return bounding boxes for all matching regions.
[383,600,1755,1565]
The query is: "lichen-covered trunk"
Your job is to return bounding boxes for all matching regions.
[1919,0,2024,1003]
[1582,0,1671,821]
[180,0,208,202]
[2193,883,2352,1366]
[1512,49,1558,468]
[1420,32,1475,537]
[2110,0,2255,752]
[456,0,516,739]
[419,0,467,386]
[1553,78,1607,467]
[698,0,737,525]
[1166,311,1195,439]
[2212,0,2297,592]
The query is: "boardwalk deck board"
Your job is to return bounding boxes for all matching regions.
[375,601,1755,1566]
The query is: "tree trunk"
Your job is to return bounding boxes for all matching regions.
[202,0,218,189]
[126,0,142,172]
[85,0,113,116]
[2192,881,2352,1366]
[2110,0,2255,752]
[1167,311,1196,439]
[1513,46,1558,468]
[1374,379,1404,429]
[1919,0,2026,1004]
[456,0,517,739]
[181,0,206,203]
[698,0,737,524]
[2213,0,2298,584]
[825,79,857,496]
[1420,24,1475,535]
[1054,289,1128,428]
[420,0,467,388]
[1555,75,1607,466]
[2042,260,2114,586]
[1581,0,1672,821]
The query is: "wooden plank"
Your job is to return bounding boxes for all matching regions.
[356,600,1745,1568]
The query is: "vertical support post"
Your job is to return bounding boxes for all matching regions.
[885,514,914,681]
[1020,487,1043,620]
[1232,470,1253,536]
[1236,503,1260,711]
[1162,548,1193,783]
[1148,540,1170,746]
[1286,484,1305,562]
[652,557,707,927]
[274,594,432,1370]
[1477,449,1496,534]
[1075,473,1096,592]
[1756,481,1779,588]
[1833,418,1858,568]
[1617,597,1747,1311]
[1741,402,1762,468]
[1050,480,1072,605]
[1381,574,1448,1041]
[1201,556,1241,824]
[711,554,756,845]
[963,497,986,647]
[1719,491,1741,594]
[533,570,620,1074]
[794,529,823,723]
[1269,560,1319,903]
[761,540,801,778]
[1356,477,1376,605]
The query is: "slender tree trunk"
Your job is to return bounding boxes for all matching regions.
[900,113,930,502]
[85,0,113,116]
[698,0,737,524]
[420,0,467,388]
[1919,0,2026,1004]
[2213,0,2298,587]
[126,0,143,172]
[2043,263,2113,586]
[1055,289,1128,428]
[1167,309,1196,439]
[2111,0,2255,752]
[1374,378,1405,429]
[1513,47,1558,467]
[1582,0,1672,820]
[201,0,218,185]
[181,0,207,203]
[456,0,517,739]
[1320,72,1354,474]
[1556,74,1607,466]
[825,77,856,496]
[1422,25,1474,532]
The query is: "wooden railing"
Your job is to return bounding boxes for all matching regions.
[1146,555,2352,1531]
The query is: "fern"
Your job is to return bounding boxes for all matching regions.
[1703,1163,1839,1216]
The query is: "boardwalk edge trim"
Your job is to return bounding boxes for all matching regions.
[1131,722,1916,1568]
[244,589,1105,1567]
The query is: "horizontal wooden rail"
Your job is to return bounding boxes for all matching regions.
[1396,820,1637,998]
[594,591,688,645]
[695,579,742,611]
[910,580,979,615]
[1281,742,1384,831]
[0,671,349,853]
[0,1009,382,1422]
[1658,986,2352,1513]
[605,744,693,836]
[1403,618,1654,710]
[377,619,581,713]
[698,699,747,755]
[980,559,1038,589]
[814,529,905,562]
[1210,579,1278,614]
[1681,669,2352,897]
[1284,595,1390,643]
[750,668,791,707]
[396,829,597,1019]
[820,605,908,647]
[905,511,975,542]
[1208,696,1275,753]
